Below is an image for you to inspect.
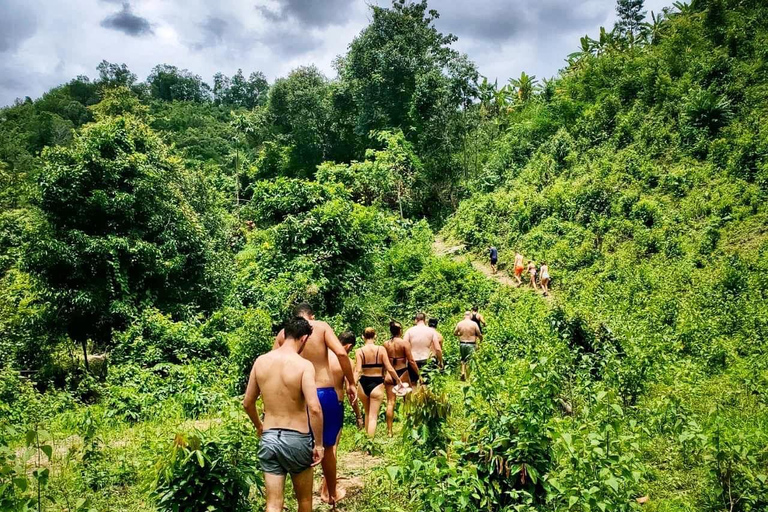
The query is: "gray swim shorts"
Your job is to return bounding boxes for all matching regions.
[258,429,314,476]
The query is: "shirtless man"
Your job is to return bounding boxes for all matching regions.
[470,307,486,335]
[427,318,444,369]
[273,303,356,506]
[514,251,525,286]
[403,313,443,384]
[243,316,324,512]
[454,311,483,381]
[320,330,363,504]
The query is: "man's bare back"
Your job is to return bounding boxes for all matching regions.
[276,318,352,390]
[454,318,482,342]
[404,323,439,362]
[252,350,316,432]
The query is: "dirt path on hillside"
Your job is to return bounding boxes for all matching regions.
[312,449,383,509]
[432,236,553,300]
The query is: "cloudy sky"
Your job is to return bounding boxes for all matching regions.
[0,0,671,107]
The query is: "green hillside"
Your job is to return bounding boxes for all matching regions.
[1,0,767,511]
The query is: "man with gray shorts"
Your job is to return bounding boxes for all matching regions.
[243,316,324,512]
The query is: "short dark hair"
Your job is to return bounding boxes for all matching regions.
[284,316,313,340]
[339,330,356,347]
[415,312,426,322]
[293,302,314,317]
[428,318,438,328]
[389,320,402,337]
[472,306,479,312]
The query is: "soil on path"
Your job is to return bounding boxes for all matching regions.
[312,450,384,509]
[433,236,554,300]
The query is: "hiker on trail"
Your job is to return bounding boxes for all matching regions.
[403,312,443,384]
[427,318,445,369]
[320,330,363,504]
[470,306,486,335]
[243,316,323,512]
[514,252,525,286]
[384,321,419,437]
[273,302,356,506]
[540,262,551,296]
[454,311,483,382]
[356,327,401,437]
[489,246,498,274]
[527,260,538,290]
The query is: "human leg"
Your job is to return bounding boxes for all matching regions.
[264,473,286,512]
[366,385,385,436]
[290,467,314,512]
[385,383,396,437]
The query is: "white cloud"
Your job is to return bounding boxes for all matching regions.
[0,0,678,107]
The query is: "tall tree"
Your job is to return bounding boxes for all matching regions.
[25,88,228,369]
[213,69,269,109]
[147,64,211,103]
[615,0,648,42]
[340,0,478,210]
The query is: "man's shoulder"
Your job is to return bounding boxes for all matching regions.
[310,319,332,332]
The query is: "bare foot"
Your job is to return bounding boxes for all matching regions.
[334,486,348,503]
[320,478,329,504]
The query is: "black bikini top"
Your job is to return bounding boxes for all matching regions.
[360,349,384,368]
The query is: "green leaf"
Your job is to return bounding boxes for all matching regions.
[606,476,619,492]
[25,430,36,447]
[569,496,579,508]
[13,477,28,492]
[195,451,205,468]
[385,466,400,482]
[41,445,53,460]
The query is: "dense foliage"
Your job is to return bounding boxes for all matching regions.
[1,0,767,510]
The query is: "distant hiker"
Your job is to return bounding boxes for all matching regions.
[243,316,323,512]
[454,311,483,381]
[320,330,362,504]
[427,318,445,369]
[489,246,498,274]
[384,321,419,437]
[527,260,538,290]
[273,303,356,506]
[356,327,401,437]
[470,306,486,335]
[540,262,551,296]
[403,312,443,384]
[514,252,525,286]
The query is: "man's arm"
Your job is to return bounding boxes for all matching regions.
[475,323,483,342]
[242,361,263,435]
[454,323,461,337]
[323,323,357,403]
[432,332,444,368]
[479,314,487,327]
[272,329,285,350]
[301,362,325,465]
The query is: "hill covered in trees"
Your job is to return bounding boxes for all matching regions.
[1,0,767,511]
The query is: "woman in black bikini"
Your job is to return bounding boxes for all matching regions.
[355,327,401,437]
[383,321,419,437]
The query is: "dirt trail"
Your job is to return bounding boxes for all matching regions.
[433,236,554,301]
[312,450,383,509]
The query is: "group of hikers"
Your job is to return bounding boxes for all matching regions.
[242,303,486,510]
[489,246,551,296]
